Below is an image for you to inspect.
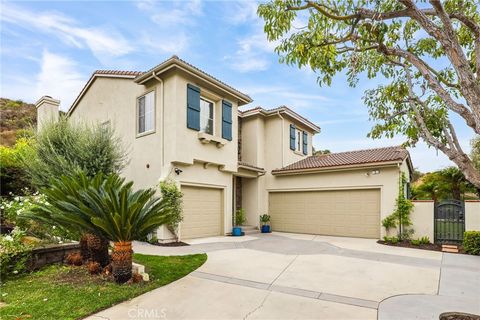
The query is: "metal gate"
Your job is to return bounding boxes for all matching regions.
[434,200,465,243]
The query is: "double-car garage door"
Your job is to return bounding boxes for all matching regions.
[269,189,380,239]
[181,186,223,239]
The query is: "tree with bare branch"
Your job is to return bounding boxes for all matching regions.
[258,0,480,188]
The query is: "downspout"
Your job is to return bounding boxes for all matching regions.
[152,71,165,167]
[276,110,285,167]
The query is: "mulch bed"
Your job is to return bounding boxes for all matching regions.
[440,312,480,320]
[378,240,443,251]
[151,241,190,247]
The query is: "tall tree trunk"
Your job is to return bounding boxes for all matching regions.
[111,241,133,284]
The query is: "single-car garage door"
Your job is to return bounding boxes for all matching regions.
[181,186,223,239]
[269,189,380,238]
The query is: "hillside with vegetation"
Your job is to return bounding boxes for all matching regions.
[0,98,36,146]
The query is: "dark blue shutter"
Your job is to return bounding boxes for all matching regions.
[222,100,232,141]
[289,124,296,150]
[187,84,200,131]
[302,131,308,155]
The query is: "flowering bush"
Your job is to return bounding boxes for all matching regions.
[0,137,35,196]
[0,228,33,278]
[0,192,75,242]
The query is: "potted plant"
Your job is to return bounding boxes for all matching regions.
[232,208,246,236]
[260,214,271,233]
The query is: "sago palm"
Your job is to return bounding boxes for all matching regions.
[27,172,173,283]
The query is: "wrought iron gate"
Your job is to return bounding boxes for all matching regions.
[434,200,465,243]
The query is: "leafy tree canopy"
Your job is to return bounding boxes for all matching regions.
[258,0,480,188]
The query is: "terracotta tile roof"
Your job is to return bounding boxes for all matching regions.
[93,70,143,77]
[238,161,265,172]
[239,106,320,133]
[272,146,409,174]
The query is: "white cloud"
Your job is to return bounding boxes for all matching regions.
[226,28,278,73]
[134,0,203,54]
[1,4,133,64]
[227,1,259,25]
[35,50,86,111]
[137,0,203,26]
[139,32,189,55]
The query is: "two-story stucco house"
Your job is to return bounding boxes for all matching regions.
[35,56,412,241]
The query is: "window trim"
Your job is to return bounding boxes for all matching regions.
[199,96,215,136]
[136,89,156,138]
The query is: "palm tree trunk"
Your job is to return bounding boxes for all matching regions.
[111,241,133,284]
[80,233,110,267]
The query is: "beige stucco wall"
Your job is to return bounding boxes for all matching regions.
[69,69,245,239]
[410,201,435,241]
[69,77,158,189]
[465,201,480,231]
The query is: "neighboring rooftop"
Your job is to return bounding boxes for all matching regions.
[239,106,321,133]
[272,146,410,174]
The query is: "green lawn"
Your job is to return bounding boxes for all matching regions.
[0,253,207,320]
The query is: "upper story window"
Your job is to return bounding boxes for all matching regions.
[137,91,155,135]
[200,98,214,135]
[290,124,308,155]
[187,83,233,142]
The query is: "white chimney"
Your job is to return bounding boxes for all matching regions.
[35,96,60,132]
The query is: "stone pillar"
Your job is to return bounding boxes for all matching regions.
[35,96,60,132]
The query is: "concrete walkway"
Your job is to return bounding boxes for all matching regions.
[87,233,479,320]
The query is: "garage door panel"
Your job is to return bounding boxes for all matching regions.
[181,186,222,239]
[269,189,380,239]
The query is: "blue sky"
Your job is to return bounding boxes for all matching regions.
[0,0,473,172]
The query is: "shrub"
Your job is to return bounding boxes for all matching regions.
[160,180,183,241]
[234,208,246,227]
[1,193,74,242]
[22,118,127,189]
[381,215,397,231]
[0,138,35,196]
[411,236,430,246]
[411,239,421,246]
[0,228,33,278]
[463,231,480,255]
[66,252,83,266]
[419,236,431,245]
[383,236,399,244]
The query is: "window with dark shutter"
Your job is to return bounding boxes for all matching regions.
[302,131,308,155]
[187,84,201,131]
[290,124,296,150]
[222,100,232,141]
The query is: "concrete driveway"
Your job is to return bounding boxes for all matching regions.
[87,233,480,320]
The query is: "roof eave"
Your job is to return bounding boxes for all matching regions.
[240,108,321,133]
[135,58,252,105]
[271,160,404,175]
